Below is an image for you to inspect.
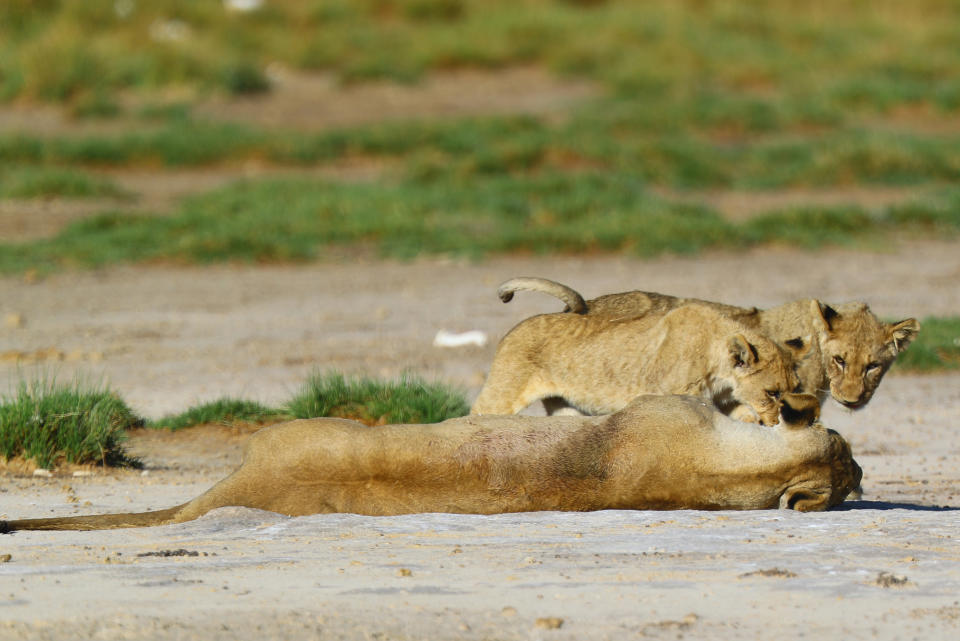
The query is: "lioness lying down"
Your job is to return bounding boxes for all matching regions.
[1,395,861,531]
[496,277,919,412]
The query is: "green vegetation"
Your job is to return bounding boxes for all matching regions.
[1,371,470,468]
[1,1,958,264]
[894,317,960,372]
[0,377,142,469]
[147,372,471,431]
[149,398,284,431]
[4,0,960,119]
[2,176,958,273]
[286,371,470,425]
[0,167,128,199]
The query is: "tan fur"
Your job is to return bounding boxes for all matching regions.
[496,277,919,411]
[472,299,802,425]
[0,395,861,531]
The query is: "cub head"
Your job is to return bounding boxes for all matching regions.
[726,333,802,426]
[810,301,919,410]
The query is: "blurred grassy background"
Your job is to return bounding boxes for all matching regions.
[2,1,958,466]
[1,0,959,269]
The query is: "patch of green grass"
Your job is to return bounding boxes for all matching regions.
[4,117,960,192]
[0,167,129,199]
[286,371,470,425]
[149,398,286,431]
[3,174,959,274]
[0,377,142,469]
[893,317,960,372]
[4,0,960,125]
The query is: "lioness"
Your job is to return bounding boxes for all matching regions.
[471,300,803,424]
[0,394,861,532]
[497,277,919,411]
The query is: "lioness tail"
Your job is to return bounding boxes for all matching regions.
[1,504,189,532]
[497,277,587,314]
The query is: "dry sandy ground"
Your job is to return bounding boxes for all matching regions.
[1,241,959,640]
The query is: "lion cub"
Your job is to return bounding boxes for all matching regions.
[471,301,803,425]
[497,277,920,411]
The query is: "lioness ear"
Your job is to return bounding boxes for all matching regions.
[889,318,920,353]
[728,334,759,368]
[779,393,820,429]
[810,300,839,333]
[779,487,829,511]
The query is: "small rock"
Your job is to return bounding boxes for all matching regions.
[501,606,518,618]
[32,469,53,478]
[395,568,412,577]
[535,617,564,630]
[0,554,12,563]
[874,571,912,588]
[4,313,24,329]
[739,567,797,579]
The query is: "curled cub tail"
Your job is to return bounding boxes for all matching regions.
[497,277,587,314]
[1,504,188,532]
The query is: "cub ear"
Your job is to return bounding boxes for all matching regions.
[779,393,820,429]
[783,335,812,359]
[889,318,920,353]
[728,334,759,368]
[809,300,839,333]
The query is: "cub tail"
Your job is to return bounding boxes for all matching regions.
[496,277,588,314]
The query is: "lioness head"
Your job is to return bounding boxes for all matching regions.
[778,426,863,511]
[811,301,919,410]
[727,333,802,426]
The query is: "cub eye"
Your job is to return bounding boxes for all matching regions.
[765,390,781,400]
[866,362,881,372]
[833,355,846,368]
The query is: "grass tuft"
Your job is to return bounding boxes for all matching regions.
[149,398,287,431]
[286,371,470,425]
[0,377,142,469]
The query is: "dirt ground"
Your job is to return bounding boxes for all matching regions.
[1,240,959,640]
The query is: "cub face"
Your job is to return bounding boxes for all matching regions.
[814,302,919,410]
[726,334,802,426]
